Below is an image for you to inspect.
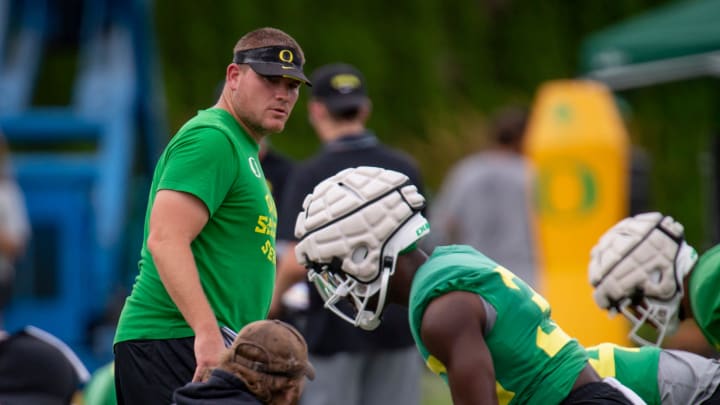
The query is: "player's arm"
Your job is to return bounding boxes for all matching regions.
[421,290,497,405]
[147,189,224,381]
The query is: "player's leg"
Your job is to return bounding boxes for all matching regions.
[361,346,422,405]
[299,352,363,405]
[658,349,720,404]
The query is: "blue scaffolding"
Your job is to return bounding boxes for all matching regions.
[0,0,166,371]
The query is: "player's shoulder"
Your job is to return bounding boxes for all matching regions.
[693,243,720,280]
[700,243,720,261]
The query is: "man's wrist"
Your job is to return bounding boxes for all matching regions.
[192,320,223,338]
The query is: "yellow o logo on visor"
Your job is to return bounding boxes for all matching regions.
[279,49,294,63]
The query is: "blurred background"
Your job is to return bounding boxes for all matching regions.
[0,0,718,402]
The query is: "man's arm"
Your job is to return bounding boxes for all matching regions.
[421,290,497,405]
[0,232,25,260]
[269,241,307,318]
[0,185,30,260]
[147,189,224,382]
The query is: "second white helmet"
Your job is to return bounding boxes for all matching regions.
[588,212,698,346]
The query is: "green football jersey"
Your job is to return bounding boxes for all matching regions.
[689,244,720,351]
[586,343,661,405]
[115,108,276,343]
[409,245,587,404]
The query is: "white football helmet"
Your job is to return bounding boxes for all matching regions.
[294,166,430,331]
[588,212,698,346]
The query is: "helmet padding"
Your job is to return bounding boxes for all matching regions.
[588,211,698,346]
[295,166,427,283]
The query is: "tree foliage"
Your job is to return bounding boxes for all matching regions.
[153,0,718,245]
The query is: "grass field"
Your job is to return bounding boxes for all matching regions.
[421,368,452,405]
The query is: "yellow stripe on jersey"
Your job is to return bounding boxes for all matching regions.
[496,380,516,405]
[426,354,447,376]
[536,322,572,357]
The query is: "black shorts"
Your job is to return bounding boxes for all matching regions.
[560,381,636,405]
[114,337,195,405]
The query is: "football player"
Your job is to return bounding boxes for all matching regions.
[292,166,644,404]
[588,212,720,350]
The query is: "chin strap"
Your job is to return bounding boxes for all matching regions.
[675,242,697,284]
[355,268,391,331]
[357,311,382,330]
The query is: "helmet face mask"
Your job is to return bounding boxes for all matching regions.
[295,167,429,331]
[617,294,682,347]
[308,264,389,331]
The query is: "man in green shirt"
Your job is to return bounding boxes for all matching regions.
[292,166,643,404]
[113,26,311,404]
[589,212,720,351]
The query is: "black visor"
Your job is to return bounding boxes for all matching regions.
[234,46,311,86]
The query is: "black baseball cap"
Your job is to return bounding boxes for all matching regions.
[234,46,311,86]
[310,63,368,113]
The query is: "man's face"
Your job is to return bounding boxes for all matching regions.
[230,65,301,137]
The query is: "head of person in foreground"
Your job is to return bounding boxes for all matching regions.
[175,319,314,405]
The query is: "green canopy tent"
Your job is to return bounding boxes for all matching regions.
[580,0,720,90]
[580,0,720,246]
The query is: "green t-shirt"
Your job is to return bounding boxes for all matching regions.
[409,245,587,405]
[689,243,720,351]
[586,343,661,405]
[114,108,277,343]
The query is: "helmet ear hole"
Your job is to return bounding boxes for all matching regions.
[649,268,662,284]
[351,245,369,264]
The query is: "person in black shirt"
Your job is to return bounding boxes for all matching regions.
[270,63,424,405]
